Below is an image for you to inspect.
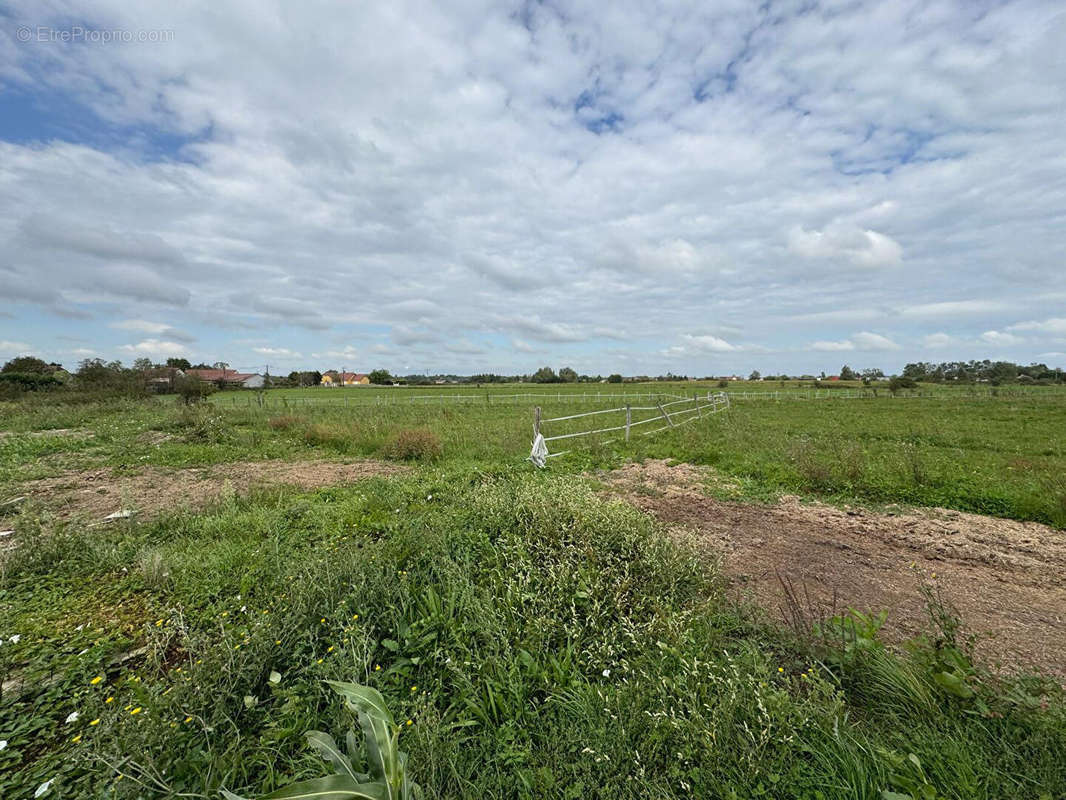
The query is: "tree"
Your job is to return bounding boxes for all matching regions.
[749,370,761,381]
[839,365,857,381]
[531,366,558,383]
[369,369,392,385]
[212,362,230,372]
[607,373,623,383]
[133,357,154,372]
[2,356,54,375]
[166,357,191,370]
[558,366,578,383]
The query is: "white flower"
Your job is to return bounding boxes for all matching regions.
[0,740,7,750]
[602,669,611,678]
[9,634,20,644]
[35,779,54,797]
[65,711,79,724]
[240,605,246,613]
[75,624,85,631]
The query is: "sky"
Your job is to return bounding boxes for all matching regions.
[1,0,1065,377]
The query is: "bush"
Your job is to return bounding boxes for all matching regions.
[888,376,918,392]
[380,428,442,461]
[178,405,229,443]
[303,422,352,450]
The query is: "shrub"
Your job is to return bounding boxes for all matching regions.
[381,428,442,461]
[178,405,228,443]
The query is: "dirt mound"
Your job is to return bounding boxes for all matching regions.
[599,459,1066,677]
[2,459,408,524]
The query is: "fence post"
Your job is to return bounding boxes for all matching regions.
[696,393,702,417]
[625,404,631,441]
[533,406,541,439]
[657,403,674,427]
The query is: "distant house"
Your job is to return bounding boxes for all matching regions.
[321,372,369,387]
[186,368,264,388]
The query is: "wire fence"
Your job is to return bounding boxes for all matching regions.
[213,391,693,409]
[529,392,731,465]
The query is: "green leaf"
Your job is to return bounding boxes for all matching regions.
[306,731,369,782]
[881,792,913,800]
[259,774,389,800]
[325,682,394,725]
[221,791,251,800]
[358,704,396,783]
[932,671,974,699]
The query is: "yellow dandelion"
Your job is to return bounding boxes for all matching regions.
[90,675,104,685]
[155,619,164,627]
[352,614,359,620]
[327,646,335,653]
[317,658,324,664]
[410,685,417,692]
[374,665,381,671]
[320,618,326,623]
[72,734,82,743]
[89,719,100,726]
[275,640,282,645]
[777,667,784,673]
[105,697,114,704]
[234,644,241,650]
[406,719,413,726]
[184,716,193,723]
[130,707,142,715]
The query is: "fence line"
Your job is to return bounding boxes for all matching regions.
[529,392,730,466]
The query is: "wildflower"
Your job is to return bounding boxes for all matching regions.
[406,719,413,726]
[90,676,104,685]
[105,697,114,703]
[184,716,193,723]
[317,658,324,664]
[9,634,20,644]
[327,645,335,653]
[130,707,142,715]
[374,664,381,671]
[275,640,282,645]
[777,667,784,673]
[234,644,240,650]
[410,685,417,692]
[71,734,82,744]
[65,711,79,724]
[89,719,100,726]
[321,618,326,623]
[352,614,359,620]
[155,619,164,627]
[602,669,610,678]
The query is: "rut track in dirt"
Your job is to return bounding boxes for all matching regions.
[599,459,1066,678]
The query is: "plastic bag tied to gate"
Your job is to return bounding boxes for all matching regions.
[529,433,548,468]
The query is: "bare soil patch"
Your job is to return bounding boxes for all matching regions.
[599,459,1066,677]
[2,459,408,524]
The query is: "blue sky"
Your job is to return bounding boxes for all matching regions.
[1,0,1065,376]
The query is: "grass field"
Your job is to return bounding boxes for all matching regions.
[1,387,1065,798]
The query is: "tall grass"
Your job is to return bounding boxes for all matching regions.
[1,471,1062,798]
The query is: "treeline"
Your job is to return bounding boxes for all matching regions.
[902,360,1065,384]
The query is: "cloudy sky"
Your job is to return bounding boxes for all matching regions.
[1,0,1065,377]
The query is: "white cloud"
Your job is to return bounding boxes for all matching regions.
[0,340,34,354]
[979,330,1025,346]
[922,332,957,348]
[851,332,901,351]
[253,347,303,358]
[110,319,195,342]
[787,224,902,268]
[1007,318,1066,335]
[118,339,189,356]
[900,300,1008,317]
[810,332,900,352]
[810,339,855,352]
